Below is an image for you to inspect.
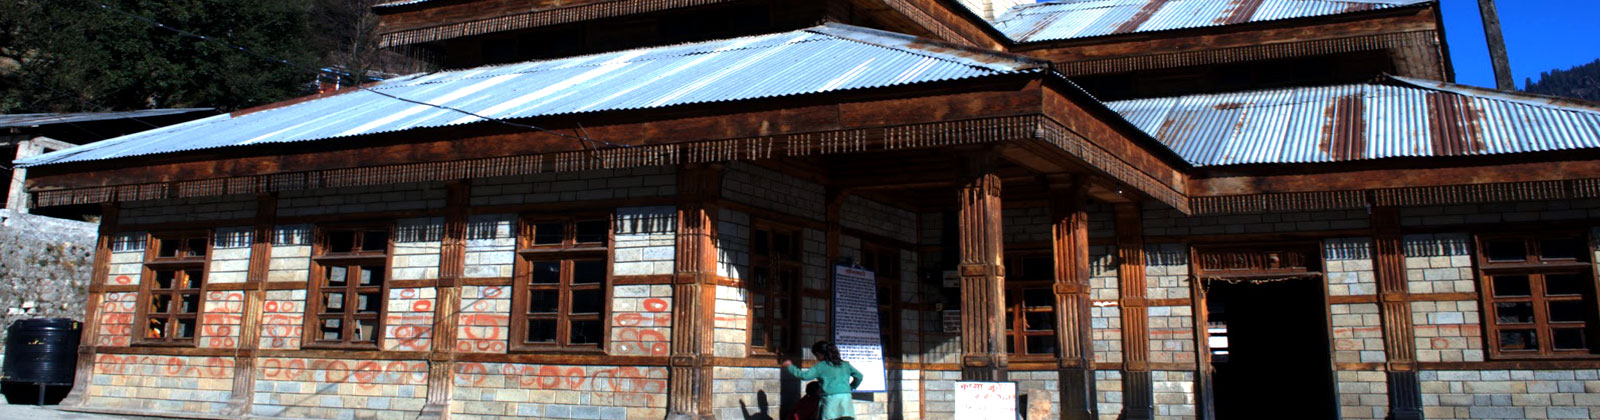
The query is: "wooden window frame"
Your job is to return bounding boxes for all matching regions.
[508,215,612,352]
[860,242,903,360]
[134,232,211,347]
[747,220,802,357]
[1004,251,1058,359]
[1476,233,1600,359]
[303,224,393,350]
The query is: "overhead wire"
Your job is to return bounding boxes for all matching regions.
[81,0,631,155]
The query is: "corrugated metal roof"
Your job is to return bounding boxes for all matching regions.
[18,24,1045,167]
[1106,75,1600,167]
[993,0,1430,43]
[0,108,214,129]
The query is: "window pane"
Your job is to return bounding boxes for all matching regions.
[1498,329,1539,351]
[575,220,608,244]
[321,318,343,341]
[158,239,181,258]
[749,269,769,290]
[175,319,196,339]
[1554,328,1589,351]
[1024,289,1053,308]
[572,261,605,284]
[1026,312,1055,331]
[359,266,382,286]
[773,233,793,258]
[1496,302,1535,324]
[154,271,176,289]
[571,289,603,314]
[1026,335,1057,355]
[752,230,770,257]
[1493,275,1532,297]
[778,270,795,291]
[529,290,559,313]
[183,269,203,289]
[353,319,376,343]
[1486,239,1529,262]
[186,238,207,257]
[357,293,381,313]
[1540,238,1585,260]
[527,319,556,343]
[1546,273,1591,296]
[1006,339,1016,354]
[570,320,602,345]
[327,266,348,286]
[532,262,560,284]
[151,295,172,314]
[772,324,787,351]
[147,318,166,338]
[1549,300,1588,323]
[324,292,346,313]
[361,231,388,253]
[752,324,767,347]
[328,231,356,253]
[533,223,564,245]
[179,294,199,314]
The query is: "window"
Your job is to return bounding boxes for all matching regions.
[512,217,610,350]
[861,244,902,359]
[138,234,209,345]
[1004,254,1058,357]
[1478,234,1600,358]
[307,226,390,348]
[749,222,800,355]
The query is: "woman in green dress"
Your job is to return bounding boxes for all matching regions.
[781,341,863,420]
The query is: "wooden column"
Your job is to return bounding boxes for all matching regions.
[58,203,118,407]
[958,152,1007,382]
[1115,202,1153,420]
[1373,207,1423,420]
[1049,176,1095,420]
[1477,0,1516,91]
[669,163,721,419]
[421,181,470,420]
[224,194,277,416]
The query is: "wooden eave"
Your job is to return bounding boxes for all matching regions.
[1009,3,1443,77]
[374,0,755,48]
[842,0,1011,50]
[24,72,1194,213]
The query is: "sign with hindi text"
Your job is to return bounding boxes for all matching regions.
[955,381,1018,420]
[832,265,887,392]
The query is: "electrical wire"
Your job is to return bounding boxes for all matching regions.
[83,0,630,154]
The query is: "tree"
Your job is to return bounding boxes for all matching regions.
[309,0,426,87]
[0,0,317,113]
[1523,59,1600,103]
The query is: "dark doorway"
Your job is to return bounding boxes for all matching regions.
[1205,277,1338,419]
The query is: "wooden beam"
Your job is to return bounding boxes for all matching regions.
[1476,0,1515,91]
[222,194,277,416]
[1049,176,1096,420]
[958,150,1007,382]
[1372,207,1424,420]
[58,202,118,408]
[668,163,722,418]
[419,181,469,420]
[1115,202,1153,420]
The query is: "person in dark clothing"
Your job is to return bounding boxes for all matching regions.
[791,381,822,420]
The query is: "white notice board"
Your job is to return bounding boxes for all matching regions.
[832,265,887,392]
[955,381,1018,420]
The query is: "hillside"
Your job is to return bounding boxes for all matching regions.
[1524,58,1600,102]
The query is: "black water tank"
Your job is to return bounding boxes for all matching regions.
[3,318,81,385]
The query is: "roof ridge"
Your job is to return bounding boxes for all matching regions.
[1383,74,1600,114]
[807,23,1048,73]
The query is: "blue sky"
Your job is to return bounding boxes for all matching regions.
[1437,0,1600,89]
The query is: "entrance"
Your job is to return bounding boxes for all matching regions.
[1204,277,1338,419]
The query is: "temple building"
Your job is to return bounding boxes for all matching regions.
[16,0,1600,419]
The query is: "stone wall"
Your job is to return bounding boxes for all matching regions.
[1421,370,1600,419]
[0,210,96,356]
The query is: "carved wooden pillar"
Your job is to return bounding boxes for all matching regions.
[1115,202,1153,420]
[958,153,1007,382]
[1049,177,1095,420]
[1372,207,1423,420]
[670,163,721,419]
[58,203,119,407]
[224,194,277,416]
[421,181,469,420]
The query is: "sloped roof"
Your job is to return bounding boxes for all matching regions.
[993,0,1429,44]
[18,24,1045,167]
[0,108,213,130]
[1106,75,1600,167]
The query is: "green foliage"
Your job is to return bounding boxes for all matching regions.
[0,0,316,113]
[1524,58,1600,103]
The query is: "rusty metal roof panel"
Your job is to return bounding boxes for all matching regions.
[993,0,1429,43]
[17,24,1045,167]
[0,108,214,129]
[1104,76,1600,167]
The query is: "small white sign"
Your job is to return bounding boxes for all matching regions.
[943,309,962,333]
[942,270,960,288]
[955,381,1018,420]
